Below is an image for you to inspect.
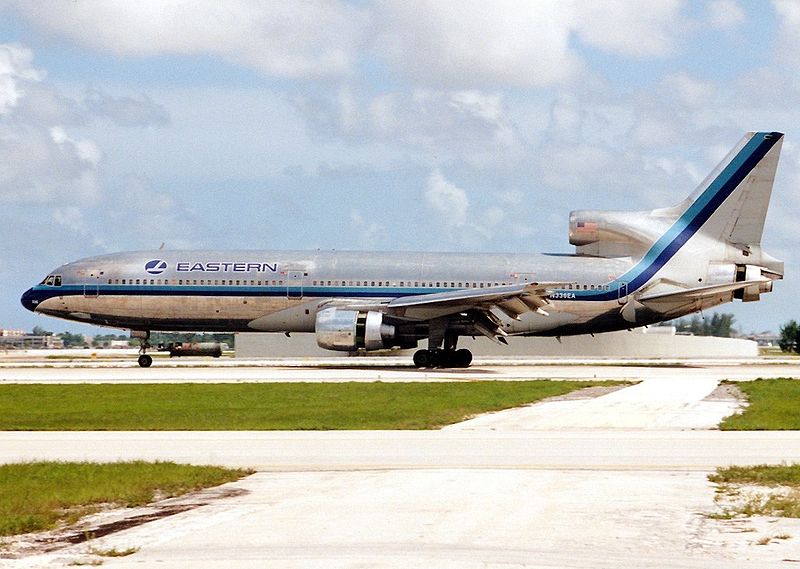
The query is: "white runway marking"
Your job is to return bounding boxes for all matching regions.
[446,377,740,430]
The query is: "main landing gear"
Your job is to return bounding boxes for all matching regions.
[413,348,472,368]
[413,324,473,368]
[132,330,153,368]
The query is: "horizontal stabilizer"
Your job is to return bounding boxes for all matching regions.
[638,280,766,307]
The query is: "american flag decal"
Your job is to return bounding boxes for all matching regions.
[576,221,597,232]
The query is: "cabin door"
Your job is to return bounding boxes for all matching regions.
[287,270,304,299]
[617,282,628,304]
[83,269,101,298]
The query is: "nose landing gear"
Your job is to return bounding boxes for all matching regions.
[132,330,153,368]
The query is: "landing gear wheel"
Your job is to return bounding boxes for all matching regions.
[454,349,472,368]
[413,349,431,368]
[138,354,153,368]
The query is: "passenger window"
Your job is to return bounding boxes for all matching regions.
[135,279,140,285]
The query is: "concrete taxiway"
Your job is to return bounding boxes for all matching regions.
[3,358,800,567]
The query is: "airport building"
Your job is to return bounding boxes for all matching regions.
[235,326,758,359]
[0,332,64,349]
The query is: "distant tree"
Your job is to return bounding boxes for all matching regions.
[708,313,735,337]
[673,313,736,337]
[779,320,800,354]
[58,331,87,348]
[31,326,52,336]
[92,334,132,347]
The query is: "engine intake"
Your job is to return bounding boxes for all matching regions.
[315,308,397,351]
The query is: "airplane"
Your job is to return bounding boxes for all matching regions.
[21,131,785,368]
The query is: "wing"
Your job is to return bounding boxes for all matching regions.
[332,282,564,343]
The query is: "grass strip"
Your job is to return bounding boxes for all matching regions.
[709,464,800,518]
[0,461,250,536]
[0,381,617,430]
[719,378,800,430]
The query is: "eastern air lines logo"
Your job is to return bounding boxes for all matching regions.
[145,259,168,275]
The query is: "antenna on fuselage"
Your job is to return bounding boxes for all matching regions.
[159,242,165,250]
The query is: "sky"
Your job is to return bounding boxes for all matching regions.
[1,0,800,336]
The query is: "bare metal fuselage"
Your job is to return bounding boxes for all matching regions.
[24,249,669,337]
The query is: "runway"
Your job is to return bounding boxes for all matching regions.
[3,358,800,567]
[3,355,800,383]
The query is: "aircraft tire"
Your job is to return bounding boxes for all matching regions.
[138,354,153,368]
[413,349,431,368]
[454,349,472,368]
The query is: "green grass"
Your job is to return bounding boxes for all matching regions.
[710,464,800,487]
[0,461,250,536]
[709,464,800,518]
[719,379,800,430]
[0,381,618,430]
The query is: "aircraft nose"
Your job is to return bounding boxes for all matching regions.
[20,288,38,312]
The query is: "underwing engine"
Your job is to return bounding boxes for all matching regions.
[315,308,397,351]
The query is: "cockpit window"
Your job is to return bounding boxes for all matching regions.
[44,276,55,286]
[54,275,62,287]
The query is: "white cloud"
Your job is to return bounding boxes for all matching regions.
[662,72,715,108]
[350,209,387,248]
[8,1,693,89]
[0,123,100,203]
[0,45,99,203]
[772,0,800,70]
[82,88,169,127]
[707,0,746,28]
[0,44,43,114]
[375,0,582,88]
[425,170,469,228]
[373,0,686,89]
[101,175,200,250]
[295,87,523,166]
[569,0,686,58]
[10,0,365,79]
[0,42,173,204]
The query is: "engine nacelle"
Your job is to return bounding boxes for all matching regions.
[569,210,668,257]
[315,308,397,351]
[735,264,773,302]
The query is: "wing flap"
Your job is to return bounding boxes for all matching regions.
[385,282,563,320]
